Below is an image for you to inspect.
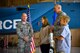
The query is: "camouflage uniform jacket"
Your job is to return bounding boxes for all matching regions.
[54,11,67,36]
[16,21,33,53]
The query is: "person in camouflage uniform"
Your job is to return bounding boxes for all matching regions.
[16,13,33,53]
[53,4,68,31]
[53,4,71,53]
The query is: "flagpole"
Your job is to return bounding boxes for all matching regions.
[27,4,31,23]
[27,1,36,53]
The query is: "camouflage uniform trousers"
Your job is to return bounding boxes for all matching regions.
[17,45,31,53]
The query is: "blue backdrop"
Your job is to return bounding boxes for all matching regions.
[0,2,80,34]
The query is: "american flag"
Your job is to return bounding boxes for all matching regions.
[30,37,36,53]
[27,4,36,53]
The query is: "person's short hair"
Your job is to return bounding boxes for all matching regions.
[22,13,27,16]
[54,4,62,9]
[60,15,70,23]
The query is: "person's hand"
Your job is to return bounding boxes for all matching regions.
[23,36,29,42]
[57,36,64,40]
[53,36,57,40]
